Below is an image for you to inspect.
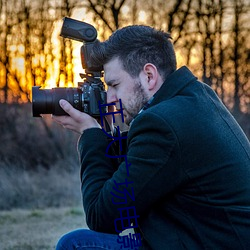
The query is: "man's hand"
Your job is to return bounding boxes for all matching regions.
[52,99,101,134]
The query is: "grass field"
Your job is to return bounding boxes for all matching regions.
[0,206,88,250]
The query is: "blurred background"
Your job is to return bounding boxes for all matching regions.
[0,0,249,211]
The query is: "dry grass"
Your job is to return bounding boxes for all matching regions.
[0,162,82,210]
[0,206,88,250]
[0,104,88,249]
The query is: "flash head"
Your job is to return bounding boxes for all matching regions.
[59,17,103,73]
[60,17,97,42]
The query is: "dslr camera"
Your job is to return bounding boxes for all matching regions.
[32,17,107,117]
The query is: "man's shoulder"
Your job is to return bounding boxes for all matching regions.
[144,95,192,122]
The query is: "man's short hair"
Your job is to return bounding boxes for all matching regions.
[91,25,177,80]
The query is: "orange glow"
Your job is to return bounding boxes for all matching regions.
[2,11,100,104]
[176,51,186,68]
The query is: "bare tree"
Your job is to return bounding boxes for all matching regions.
[230,0,249,116]
[168,0,249,114]
[0,0,9,102]
[84,0,126,34]
[0,0,31,102]
[55,0,79,87]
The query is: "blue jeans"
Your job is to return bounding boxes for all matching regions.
[55,229,122,250]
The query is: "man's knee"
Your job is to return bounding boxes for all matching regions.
[55,229,86,250]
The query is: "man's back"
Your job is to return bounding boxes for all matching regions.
[131,66,250,249]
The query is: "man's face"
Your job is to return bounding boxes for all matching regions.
[104,57,150,125]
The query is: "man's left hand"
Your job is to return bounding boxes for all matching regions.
[52,99,101,134]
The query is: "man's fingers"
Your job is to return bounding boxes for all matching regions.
[59,99,73,115]
[59,99,83,121]
[52,99,101,133]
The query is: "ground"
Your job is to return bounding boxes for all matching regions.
[0,207,88,250]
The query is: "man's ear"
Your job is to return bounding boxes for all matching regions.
[143,63,159,91]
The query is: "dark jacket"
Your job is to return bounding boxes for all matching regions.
[78,66,250,249]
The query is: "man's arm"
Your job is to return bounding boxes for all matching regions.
[78,111,187,234]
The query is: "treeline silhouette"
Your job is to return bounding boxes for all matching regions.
[0,0,249,114]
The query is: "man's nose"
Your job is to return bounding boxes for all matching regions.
[107,89,118,104]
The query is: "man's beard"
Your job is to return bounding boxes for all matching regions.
[123,80,150,125]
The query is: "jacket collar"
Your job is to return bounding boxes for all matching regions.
[150,66,197,107]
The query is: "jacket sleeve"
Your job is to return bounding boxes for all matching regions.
[78,111,187,234]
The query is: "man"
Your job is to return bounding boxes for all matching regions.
[53,25,250,249]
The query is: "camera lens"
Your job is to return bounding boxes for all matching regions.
[32,86,82,117]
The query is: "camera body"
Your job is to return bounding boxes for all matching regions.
[32,17,106,117]
[77,79,107,117]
